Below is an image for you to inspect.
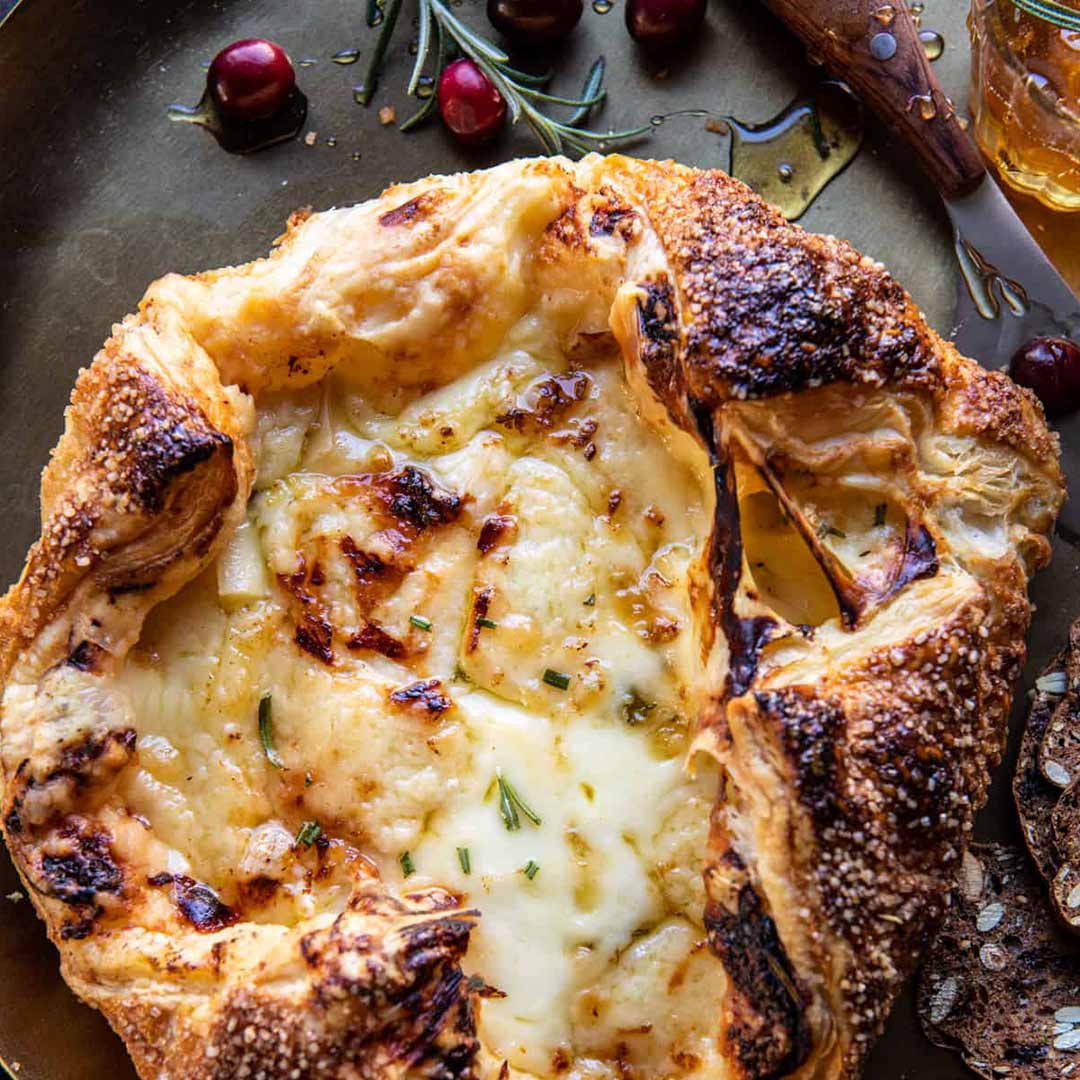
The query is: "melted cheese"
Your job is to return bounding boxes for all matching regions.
[113,316,726,1078]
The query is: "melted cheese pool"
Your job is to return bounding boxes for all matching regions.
[114,327,725,1078]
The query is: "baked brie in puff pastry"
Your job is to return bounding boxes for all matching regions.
[0,156,1064,1080]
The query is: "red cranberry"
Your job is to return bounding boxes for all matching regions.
[487,0,584,43]
[438,59,506,145]
[625,0,706,51]
[208,39,296,121]
[1009,336,1080,416]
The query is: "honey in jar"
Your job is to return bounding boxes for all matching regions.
[969,0,1080,291]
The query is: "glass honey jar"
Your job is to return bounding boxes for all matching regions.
[969,0,1080,291]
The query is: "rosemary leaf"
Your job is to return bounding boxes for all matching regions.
[410,614,433,631]
[258,695,284,769]
[407,0,433,97]
[295,820,321,847]
[497,771,520,831]
[874,503,887,527]
[477,616,498,630]
[400,83,439,132]
[497,770,542,827]
[429,0,509,63]
[543,668,571,691]
[400,22,445,132]
[399,850,416,878]
[519,86,606,110]
[358,0,405,106]
[522,859,540,880]
[479,57,524,126]
[567,57,606,127]
[498,63,553,88]
[457,846,472,874]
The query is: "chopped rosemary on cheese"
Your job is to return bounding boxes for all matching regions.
[542,668,571,690]
[295,820,321,847]
[496,770,542,830]
[258,695,284,769]
[621,689,657,726]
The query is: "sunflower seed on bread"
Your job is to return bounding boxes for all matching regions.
[1016,650,1068,881]
[918,844,1080,1079]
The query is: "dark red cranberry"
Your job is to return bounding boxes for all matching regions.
[1009,336,1080,416]
[438,59,506,145]
[207,39,296,121]
[487,0,584,43]
[625,0,706,51]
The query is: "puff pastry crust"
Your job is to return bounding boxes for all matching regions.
[0,156,1064,1080]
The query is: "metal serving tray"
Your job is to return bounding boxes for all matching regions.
[0,1,1066,1076]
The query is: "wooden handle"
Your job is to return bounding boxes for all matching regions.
[762,0,986,201]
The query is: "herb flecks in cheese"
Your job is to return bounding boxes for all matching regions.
[112,337,720,1079]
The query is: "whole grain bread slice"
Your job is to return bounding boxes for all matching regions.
[1016,650,1069,882]
[918,843,1080,1079]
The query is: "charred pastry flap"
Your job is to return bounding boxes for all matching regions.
[704,848,812,1079]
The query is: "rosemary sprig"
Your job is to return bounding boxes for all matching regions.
[372,0,651,156]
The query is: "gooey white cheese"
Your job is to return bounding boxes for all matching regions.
[114,324,725,1079]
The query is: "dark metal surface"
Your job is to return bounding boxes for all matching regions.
[0,1,1058,1077]
[947,178,1080,533]
[949,177,1080,359]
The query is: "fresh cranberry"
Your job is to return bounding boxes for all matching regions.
[487,0,584,43]
[207,39,296,121]
[1009,336,1080,416]
[625,0,706,51]
[437,59,506,145]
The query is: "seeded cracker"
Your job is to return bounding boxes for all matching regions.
[1040,623,1080,790]
[1015,618,1080,934]
[1016,650,1068,881]
[918,844,1080,1079]
[1051,782,1080,931]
